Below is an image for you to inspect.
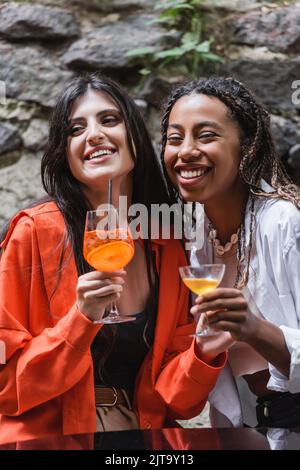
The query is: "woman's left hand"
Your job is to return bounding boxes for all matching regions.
[190,287,260,343]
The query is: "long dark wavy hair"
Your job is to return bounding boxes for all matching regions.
[160,76,300,287]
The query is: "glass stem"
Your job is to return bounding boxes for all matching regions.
[199,312,209,332]
[110,301,119,316]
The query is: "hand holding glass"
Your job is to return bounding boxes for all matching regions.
[83,208,135,323]
[179,264,225,336]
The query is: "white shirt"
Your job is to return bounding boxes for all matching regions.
[191,186,300,426]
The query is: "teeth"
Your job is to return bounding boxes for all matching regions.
[180,169,207,179]
[87,149,114,160]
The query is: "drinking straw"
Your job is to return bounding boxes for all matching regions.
[108,179,112,229]
[108,179,112,206]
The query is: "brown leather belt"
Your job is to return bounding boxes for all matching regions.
[94,386,127,407]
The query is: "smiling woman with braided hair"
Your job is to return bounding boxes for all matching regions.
[162,76,300,428]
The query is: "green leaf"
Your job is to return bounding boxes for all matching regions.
[126,0,223,84]
[182,32,199,44]
[191,16,202,38]
[160,56,178,67]
[181,41,199,52]
[155,5,194,24]
[157,9,179,19]
[125,47,154,58]
[194,40,210,53]
[139,68,152,76]
[165,4,195,11]
[202,52,224,62]
[147,16,176,25]
[154,0,186,11]
[154,47,186,59]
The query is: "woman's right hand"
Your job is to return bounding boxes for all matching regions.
[76,270,126,322]
[191,306,236,363]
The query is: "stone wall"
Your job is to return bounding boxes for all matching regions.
[0,0,300,225]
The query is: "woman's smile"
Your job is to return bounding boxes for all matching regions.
[175,163,213,188]
[83,145,117,166]
[83,145,116,161]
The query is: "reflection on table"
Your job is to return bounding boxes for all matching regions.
[1,427,300,450]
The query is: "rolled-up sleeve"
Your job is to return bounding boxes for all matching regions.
[269,325,300,393]
[268,235,300,392]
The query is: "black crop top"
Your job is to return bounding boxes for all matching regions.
[91,306,155,396]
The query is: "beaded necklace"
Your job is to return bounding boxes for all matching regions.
[207,196,255,287]
[207,223,239,256]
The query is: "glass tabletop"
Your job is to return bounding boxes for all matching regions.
[1,427,300,450]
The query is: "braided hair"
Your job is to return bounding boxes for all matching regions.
[160,76,300,287]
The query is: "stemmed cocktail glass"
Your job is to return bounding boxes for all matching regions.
[83,207,135,323]
[179,264,225,336]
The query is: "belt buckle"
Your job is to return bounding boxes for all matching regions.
[102,386,118,407]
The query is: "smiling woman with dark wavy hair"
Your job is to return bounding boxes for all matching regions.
[0,72,226,445]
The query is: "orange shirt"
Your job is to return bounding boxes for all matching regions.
[0,202,226,444]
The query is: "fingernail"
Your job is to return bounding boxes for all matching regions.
[197,296,203,303]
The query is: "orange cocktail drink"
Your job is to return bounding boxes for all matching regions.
[181,277,220,296]
[83,228,134,272]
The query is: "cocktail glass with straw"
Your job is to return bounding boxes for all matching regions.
[83,180,135,323]
[179,264,225,336]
